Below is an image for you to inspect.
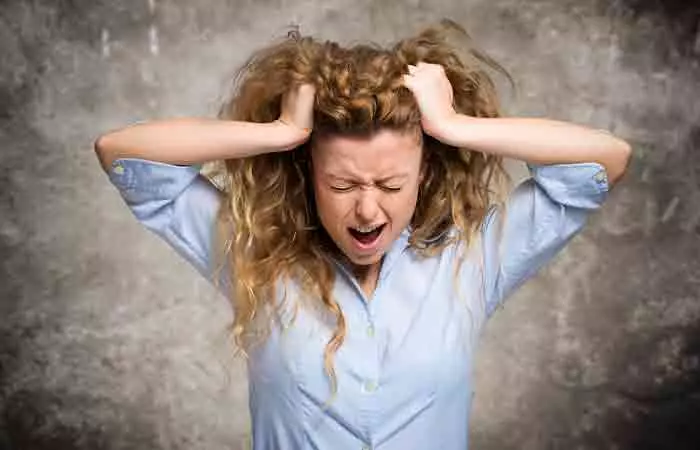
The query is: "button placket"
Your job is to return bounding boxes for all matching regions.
[357,295,381,436]
[361,314,379,394]
[363,301,376,339]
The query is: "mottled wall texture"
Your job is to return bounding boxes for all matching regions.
[1,0,698,448]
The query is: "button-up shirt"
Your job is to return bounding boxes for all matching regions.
[107,157,609,449]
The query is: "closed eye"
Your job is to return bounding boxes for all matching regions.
[329,184,402,192]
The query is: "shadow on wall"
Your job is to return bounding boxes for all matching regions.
[614,0,700,59]
[604,127,700,448]
[2,389,157,450]
[616,331,700,449]
[573,1,700,447]
[615,1,700,445]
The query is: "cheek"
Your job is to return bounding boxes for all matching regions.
[378,189,421,222]
[396,191,421,218]
[398,182,421,207]
[313,189,349,226]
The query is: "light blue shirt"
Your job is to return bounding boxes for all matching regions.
[107,157,609,449]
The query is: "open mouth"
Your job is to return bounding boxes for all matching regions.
[348,224,386,247]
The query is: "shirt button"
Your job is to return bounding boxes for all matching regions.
[593,170,607,184]
[361,446,372,450]
[362,380,378,393]
[366,324,375,337]
[113,165,125,175]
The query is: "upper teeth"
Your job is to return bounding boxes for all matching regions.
[354,225,381,233]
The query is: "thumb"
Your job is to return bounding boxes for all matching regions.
[401,74,416,92]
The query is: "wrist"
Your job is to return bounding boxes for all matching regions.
[276,117,311,134]
[269,119,311,151]
[423,111,465,147]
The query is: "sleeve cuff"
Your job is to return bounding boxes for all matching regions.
[526,162,609,210]
[108,157,202,205]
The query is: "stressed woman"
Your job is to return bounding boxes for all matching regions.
[94,21,631,450]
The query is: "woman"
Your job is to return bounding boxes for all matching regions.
[95,21,630,450]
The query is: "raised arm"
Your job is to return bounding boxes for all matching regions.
[402,62,632,185]
[93,84,316,170]
[426,116,630,186]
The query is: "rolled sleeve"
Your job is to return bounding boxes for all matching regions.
[107,158,228,292]
[528,162,609,210]
[481,162,609,317]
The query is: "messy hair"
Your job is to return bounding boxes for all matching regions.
[205,19,511,395]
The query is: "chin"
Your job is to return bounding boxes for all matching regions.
[345,251,385,267]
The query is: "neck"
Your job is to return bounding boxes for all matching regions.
[324,237,384,298]
[351,261,382,299]
[351,262,380,283]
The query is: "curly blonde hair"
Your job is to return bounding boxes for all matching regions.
[205,19,512,395]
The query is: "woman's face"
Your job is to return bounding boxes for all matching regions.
[311,128,423,268]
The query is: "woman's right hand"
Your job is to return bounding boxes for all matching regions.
[276,83,315,150]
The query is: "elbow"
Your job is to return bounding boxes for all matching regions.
[93,134,106,158]
[93,133,116,172]
[605,139,633,187]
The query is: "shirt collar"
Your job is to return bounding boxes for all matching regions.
[378,227,411,281]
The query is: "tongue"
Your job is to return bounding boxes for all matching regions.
[350,227,382,244]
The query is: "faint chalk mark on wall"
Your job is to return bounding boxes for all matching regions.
[101,28,110,59]
[660,196,679,224]
[149,25,159,56]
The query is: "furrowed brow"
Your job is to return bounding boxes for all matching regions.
[375,174,409,183]
[326,173,409,183]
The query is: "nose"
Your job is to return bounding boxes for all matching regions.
[355,190,380,222]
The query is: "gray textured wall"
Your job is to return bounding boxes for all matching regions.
[1,0,698,449]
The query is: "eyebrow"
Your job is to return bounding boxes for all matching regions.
[327,173,410,183]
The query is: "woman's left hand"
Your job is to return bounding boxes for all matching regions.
[402,62,458,139]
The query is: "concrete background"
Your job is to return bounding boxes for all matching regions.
[1,0,699,448]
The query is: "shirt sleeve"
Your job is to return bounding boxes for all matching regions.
[106,157,229,294]
[481,162,609,318]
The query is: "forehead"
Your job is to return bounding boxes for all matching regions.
[311,128,422,177]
